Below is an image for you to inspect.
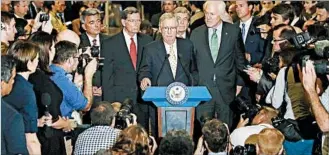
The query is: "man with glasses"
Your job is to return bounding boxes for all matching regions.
[101,7,152,130]
[50,41,97,118]
[139,13,197,135]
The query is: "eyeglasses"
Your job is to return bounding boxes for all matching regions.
[162,27,177,32]
[271,38,287,44]
[126,19,141,23]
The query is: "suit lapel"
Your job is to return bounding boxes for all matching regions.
[215,22,231,65]
[136,34,143,70]
[81,33,91,47]
[119,32,135,70]
[203,26,213,64]
[245,17,255,42]
[158,41,174,80]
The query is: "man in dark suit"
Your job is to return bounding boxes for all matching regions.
[190,1,246,127]
[151,0,177,28]
[236,1,265,66]
[79,8,109,105]
[101,7,153,126]
[24,1,43,19]
[139,13,198,135]
[235,1,265,104]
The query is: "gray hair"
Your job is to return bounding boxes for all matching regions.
[203,1,233,24]
[159,13,178,28]
[80,8,101,24]
[1,55,16,83]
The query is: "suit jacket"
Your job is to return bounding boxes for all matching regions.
[24,2,38,19]
[101,32,153,104]
[236,17,265,65]
[190,23,246,105]
[80,32,109,87]
[138,38,198,87]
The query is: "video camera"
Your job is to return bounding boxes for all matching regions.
[234,96,261,122]
[114,99,134,130]
[231,144,256,155]
[77,46,104,74]
[39,13,49,22]
[287,24,329,75]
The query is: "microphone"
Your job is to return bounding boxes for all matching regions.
[178,54,194,86]
[41,93,52,126]
[154,54,170,86]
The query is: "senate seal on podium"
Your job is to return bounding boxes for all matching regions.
[166,82,189,105]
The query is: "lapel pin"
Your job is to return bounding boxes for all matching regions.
[225,32,228,35]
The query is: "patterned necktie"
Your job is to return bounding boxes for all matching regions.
[168,45,177,78]
[211,28,219,62]
[130,38,137,70]
[92,39,97,46]
[241,23,246,42]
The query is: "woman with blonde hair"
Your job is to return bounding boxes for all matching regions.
[111,125,157,155]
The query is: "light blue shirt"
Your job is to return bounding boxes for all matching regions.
[50,64,87,117]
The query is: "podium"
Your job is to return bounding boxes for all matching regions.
[142,83,211,137]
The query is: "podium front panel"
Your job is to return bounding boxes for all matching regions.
[158,107,194,137]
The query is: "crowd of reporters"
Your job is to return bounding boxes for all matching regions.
[1,0,329,155]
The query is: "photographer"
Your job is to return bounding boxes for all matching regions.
[194,119,231,155]
[50,41,97,118]
[32,1,53,34]
[245,25,297,101]
[303,60,329,154]
[231,106,278,147]
[74,102,137,155]
[266,46,321,155]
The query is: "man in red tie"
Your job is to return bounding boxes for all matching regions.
[101,7,153,128]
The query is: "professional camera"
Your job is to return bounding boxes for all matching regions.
[77,46,104,74]
[231,144,256,155]
[302,55,329,75]
[235,96,260,122]
[39,13,49,22]
[114,99,134,129]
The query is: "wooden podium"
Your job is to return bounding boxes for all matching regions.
[142,83,211,137]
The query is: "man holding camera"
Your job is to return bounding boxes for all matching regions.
[303,60,329,154]
[230,106,278,147]
[50,41,97,118]
[194,119,231,155]
[74,102,137,155]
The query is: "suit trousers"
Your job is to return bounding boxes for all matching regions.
[196,85,234,128]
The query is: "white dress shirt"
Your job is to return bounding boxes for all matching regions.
[86,33,101,54]
[208,23,223,50]
[266,67,295,120]
[239,16,253,44]
[123,29,138,53]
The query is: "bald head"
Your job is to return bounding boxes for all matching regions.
[57,29,80,47]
